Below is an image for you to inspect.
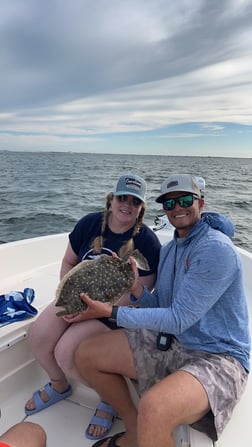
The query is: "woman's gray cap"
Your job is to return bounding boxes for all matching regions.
[113,174,146,202]
[156,174,201,203]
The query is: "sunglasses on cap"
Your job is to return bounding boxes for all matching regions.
[117,195,143,207]
[162,194,198,211]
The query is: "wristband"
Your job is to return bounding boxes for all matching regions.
[109,305,118,322]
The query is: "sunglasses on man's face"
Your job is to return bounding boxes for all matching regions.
[162,194,198,211]
[117,195,143,207]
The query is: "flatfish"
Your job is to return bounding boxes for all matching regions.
[55,249,149,316]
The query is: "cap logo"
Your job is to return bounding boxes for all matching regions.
[167,180,178,188]
[125,177,142,190]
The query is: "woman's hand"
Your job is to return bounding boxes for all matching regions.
[61,313,87,323]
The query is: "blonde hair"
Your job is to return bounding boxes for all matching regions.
[92,192,146,258]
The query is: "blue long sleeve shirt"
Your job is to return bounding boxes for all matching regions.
[117,215,250,372]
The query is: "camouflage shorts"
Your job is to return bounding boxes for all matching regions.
[124,328,248,441]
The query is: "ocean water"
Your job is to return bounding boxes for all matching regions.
[0,151,251,252]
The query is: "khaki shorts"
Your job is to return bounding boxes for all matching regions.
[124,328,248,441]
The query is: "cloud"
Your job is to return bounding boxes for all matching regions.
[0,0,252,154]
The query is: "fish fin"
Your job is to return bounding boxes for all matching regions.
[131,249,150,271]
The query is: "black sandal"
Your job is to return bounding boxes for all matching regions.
[92,431,125,447]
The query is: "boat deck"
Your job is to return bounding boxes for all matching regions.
[1,232,252,446]
[1,357,210,447]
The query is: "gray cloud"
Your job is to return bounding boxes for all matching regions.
[1,0,251,111]
[0,0,252,156]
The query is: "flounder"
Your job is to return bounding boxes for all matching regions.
[55,249,150,316]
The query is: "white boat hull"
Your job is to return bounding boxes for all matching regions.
[1,230,251,446]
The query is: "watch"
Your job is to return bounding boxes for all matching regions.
[109,305,118,322]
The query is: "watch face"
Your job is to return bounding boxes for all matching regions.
[160,335,167,345]
[156,333,172,351]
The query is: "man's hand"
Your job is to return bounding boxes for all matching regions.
[79,292,113,319]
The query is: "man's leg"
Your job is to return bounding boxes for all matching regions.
[75,329,139,446]
[137,370,210,447]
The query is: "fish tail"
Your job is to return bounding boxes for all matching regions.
[131,249,150,271]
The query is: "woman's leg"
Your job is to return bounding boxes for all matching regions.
[25,301,70,411]
[54,318,111,381]
[75,330,139,446]
[55,319,117,439]
[26,304,119,437]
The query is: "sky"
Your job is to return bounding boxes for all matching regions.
[0,0,252,157]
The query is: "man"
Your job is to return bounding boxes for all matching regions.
[75,174,250,447]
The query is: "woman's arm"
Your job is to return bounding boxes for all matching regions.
[59,242,78,279]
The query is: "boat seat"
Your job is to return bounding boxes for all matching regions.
[0,235,68,363]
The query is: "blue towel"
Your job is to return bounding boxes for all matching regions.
[0,288,38,327]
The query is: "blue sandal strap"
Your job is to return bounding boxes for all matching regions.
[25,383,72,416]
[96,401,117,418]
[85,401,117,440]
[87,415,114,429]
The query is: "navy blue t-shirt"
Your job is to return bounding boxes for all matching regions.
[69,212,161,276]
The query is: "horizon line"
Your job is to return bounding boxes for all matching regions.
[0,149,251,159]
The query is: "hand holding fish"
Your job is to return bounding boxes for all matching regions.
[61,312,88,323]
[55,249,149,317]
[78,257,145,321]
[79,293,113,319]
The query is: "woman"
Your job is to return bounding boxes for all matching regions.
[24,173,161,441]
